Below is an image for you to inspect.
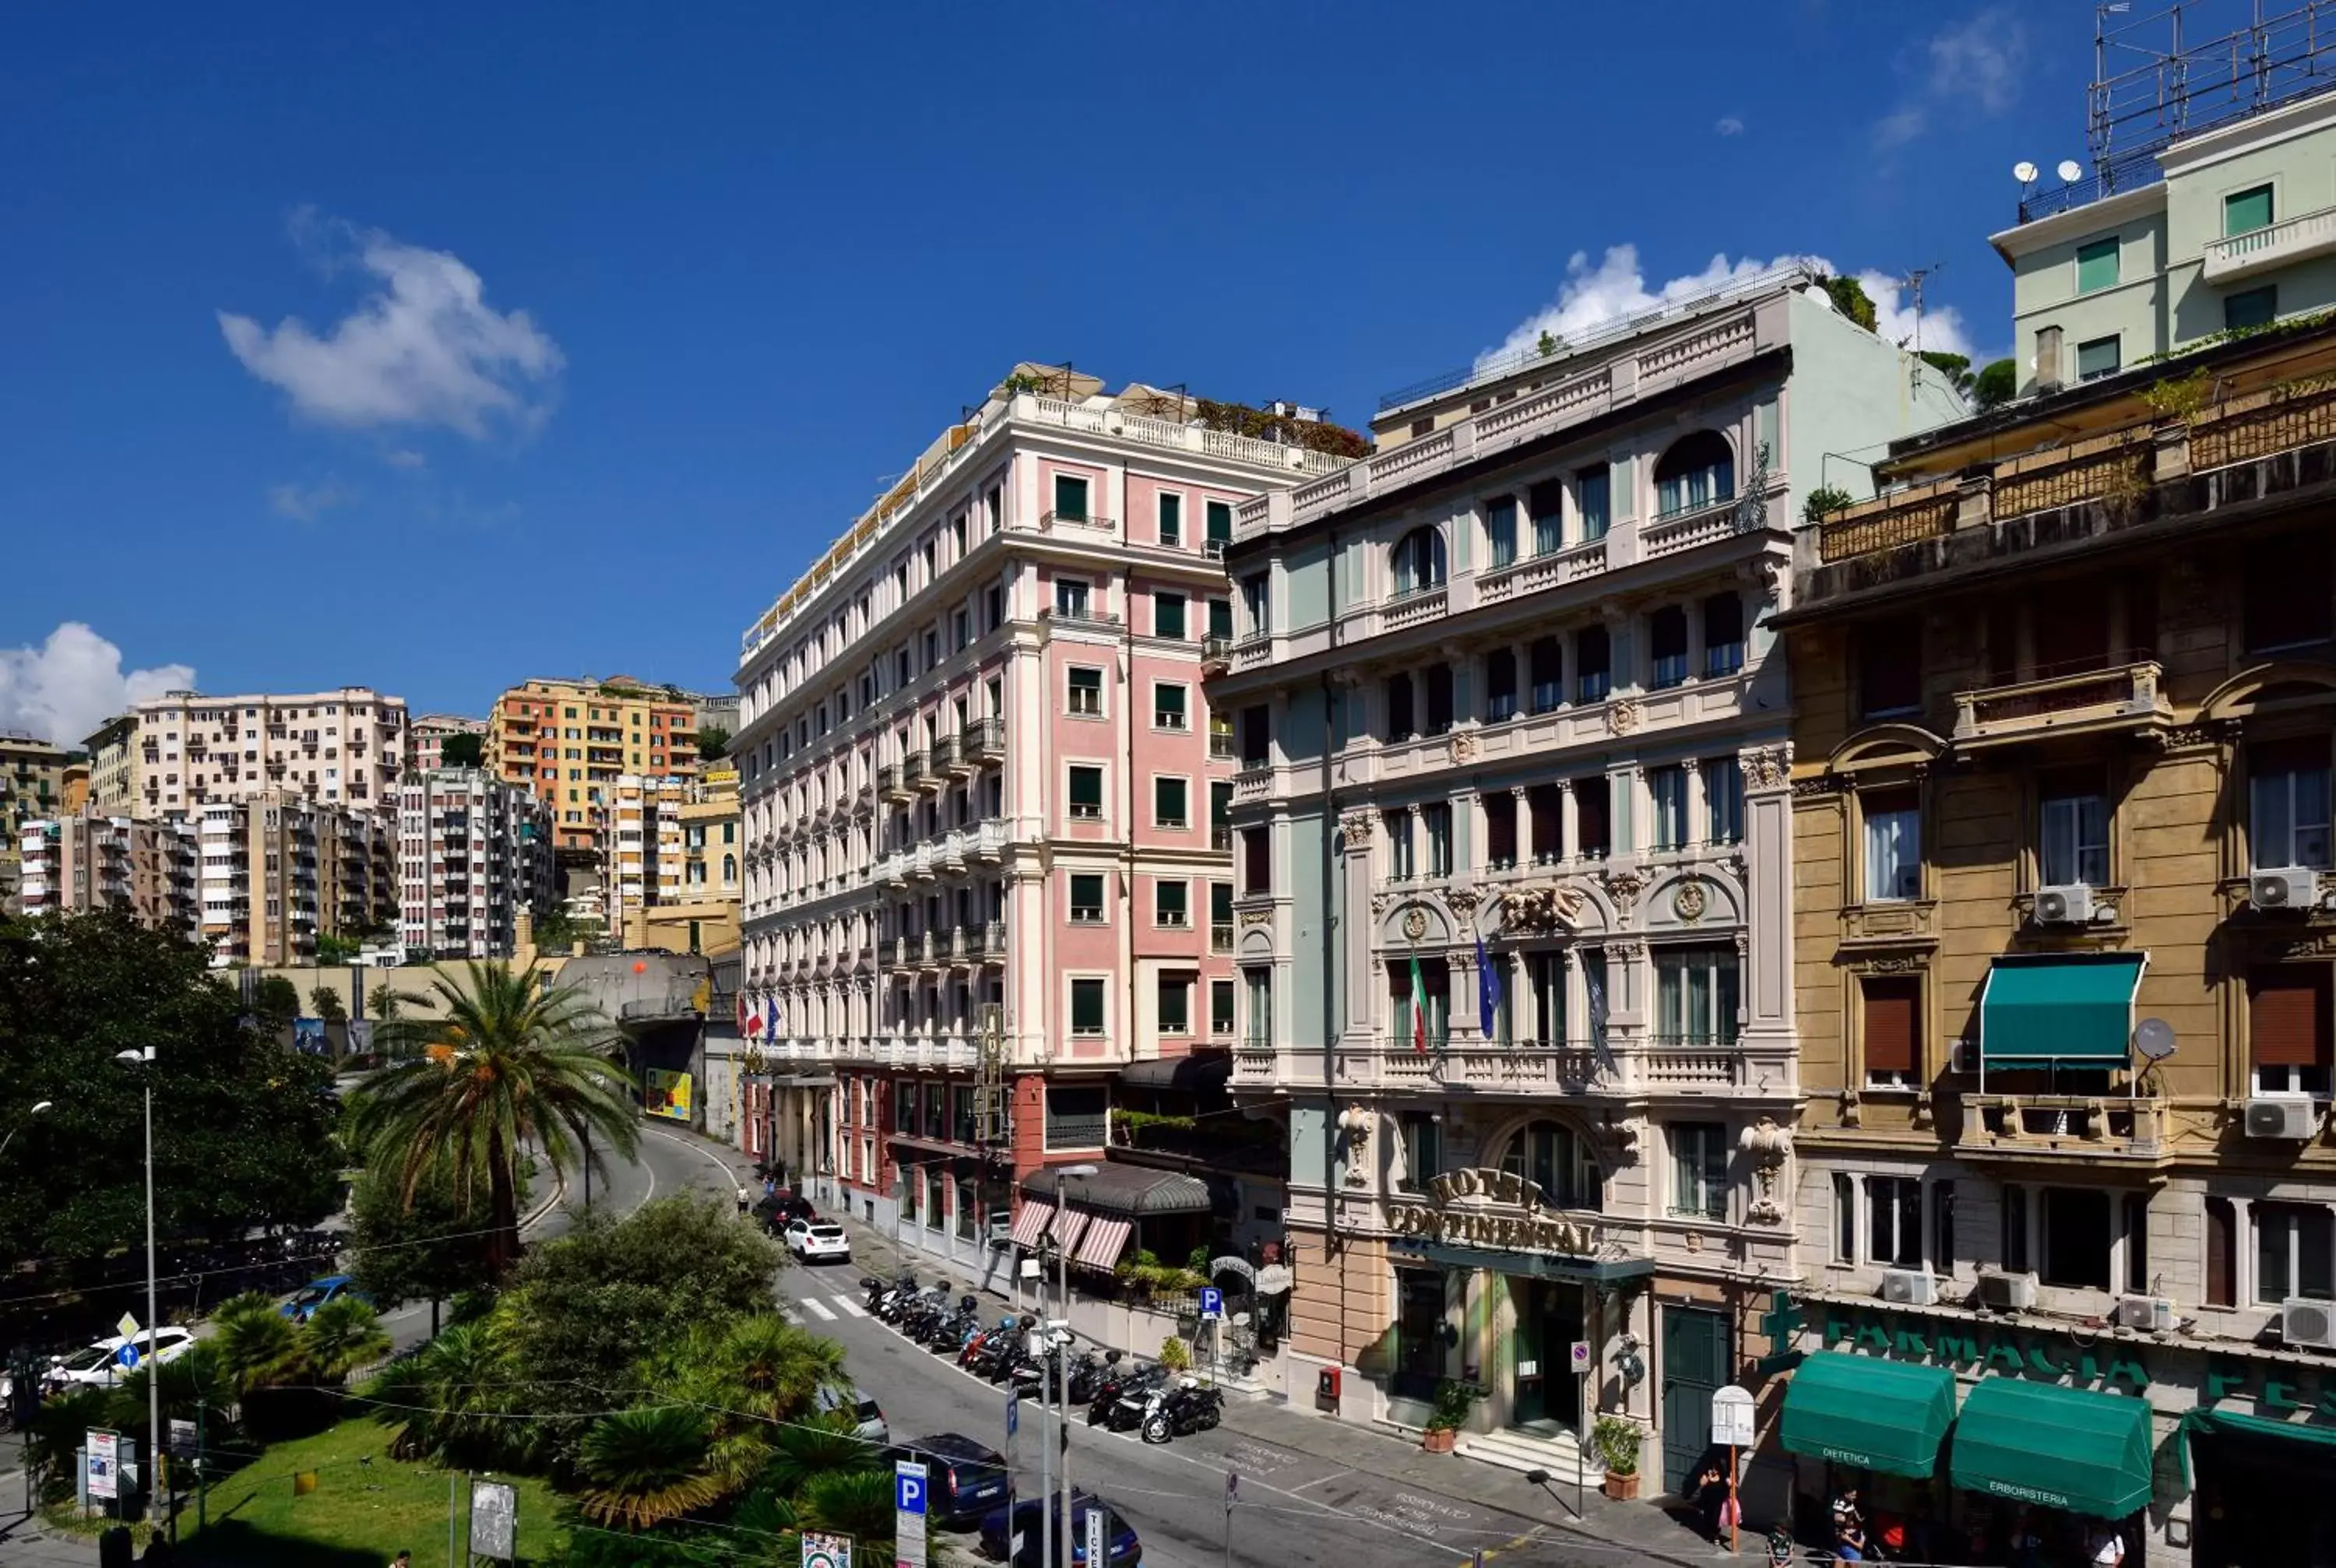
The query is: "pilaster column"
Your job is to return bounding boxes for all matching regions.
[1509,786,1529,870]
[1557,779,1578,866]
[1681,756,1704,849]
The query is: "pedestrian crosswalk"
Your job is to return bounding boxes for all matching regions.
[799,1296,837,1321]
[792,1291,871,1322]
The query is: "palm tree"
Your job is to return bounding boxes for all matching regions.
[368,986,402,1022]
[353,960,639,1272]
[802,1470,896,1543]
[576,1405,726,1528]
[300,1297,392,1383]
[208,1292,304,1394]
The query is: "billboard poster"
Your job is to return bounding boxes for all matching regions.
[87,1430,118,1499]
[292,1018,328,1055]
[645,1068,693,1121]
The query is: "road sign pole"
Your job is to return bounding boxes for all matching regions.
[1729,1443,1740,1556]
[1223,1470,1237,1568]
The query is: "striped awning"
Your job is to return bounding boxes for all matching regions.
[1009,1201,1090,1254]
[1073,1215,1132,1271]
[1008,1201,1058,1248]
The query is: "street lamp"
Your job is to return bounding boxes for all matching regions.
[114,1049,163,1527]
[1048,1163,1098,1568]
[0,1099,51,1159]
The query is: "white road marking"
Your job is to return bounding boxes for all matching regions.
[834,1295,869,1317]
[800,1296,838,1321]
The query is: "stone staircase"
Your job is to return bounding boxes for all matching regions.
[1457,1425,1593,1484]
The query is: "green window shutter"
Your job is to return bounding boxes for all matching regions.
[2075,237,2120,294]
[2076,336,2122,381]
[2225,184,2274,237]
[2226,285,2278,331]
[1205,500,1233,543]
[1069,767,1102,811]
[1071,979,1104,1032]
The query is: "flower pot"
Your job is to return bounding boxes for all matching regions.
[1602,1469,1640,1501]
[1422,1426,1458,1454]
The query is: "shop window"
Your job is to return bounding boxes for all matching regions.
[2040,1187,2112,1290]
[1668,1122,1729,1220]
[1654,947,1740,1046]
[1397,1111,1441,1194]
[1857,619,1922,717]
[2250,737,2333,870]
[956,1176,978,1240]
[2039,771,2111,887]
[1501,1120,1602,1211]
[2256,1203,2335,1303]
[1862,976,1920,1088]
[2245,532,2333,652]
[1869,1176,1922,1268]
[2250,965,2334,1096]
[926,1165,946,1231]
[1393,1269,1446,1401]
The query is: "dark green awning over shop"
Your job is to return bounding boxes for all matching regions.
[2177,1407,2336,1483]
[1979,952,2146,1068]
[1777,1352,1957,1478]
[1950,1378,2154,1518]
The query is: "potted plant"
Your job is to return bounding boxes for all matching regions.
[1592,1415,1642,1499]
[1422,1378,1479,1454]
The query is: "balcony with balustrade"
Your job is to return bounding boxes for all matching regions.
[957,719,1004,770]
[1242,1034,1796,1099]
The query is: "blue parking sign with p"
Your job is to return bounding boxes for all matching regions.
[1198,1287,1223,1320]
[895,1463,927,1516]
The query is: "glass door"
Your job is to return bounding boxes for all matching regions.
[1392,1270,1446,1401]
[1511,1280,1584,1434]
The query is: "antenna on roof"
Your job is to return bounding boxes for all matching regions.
[1901,262,1942,354]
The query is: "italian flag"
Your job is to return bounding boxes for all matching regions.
[1409,955,1430,1053]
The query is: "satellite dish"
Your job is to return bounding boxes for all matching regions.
[2057,160,2084,183]
[2134,1018,2177,1061]
[2013,160,2039,184]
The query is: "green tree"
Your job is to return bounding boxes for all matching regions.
[1975,357,2018,410]
[439,732,485,769]
[315,931,364,965]
[694,726,731,762]
[529,902,600,957]
[577,1405,726,1528]
[354,960,638,1272]
[345,1157,504,1336]
[1819,273,1879,332]
[209,1292,305,1394]
[252,973,301,1031]
[369,986,403,1022]
[308,984,347,1024]
[297,1296,392,1383]
[1918,350,1976,397]
[0,915,341,1279]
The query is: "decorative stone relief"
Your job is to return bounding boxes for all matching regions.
[1443,886,1482,919]
[1239,909,1273,928]
[1789,775,1842,800]
[1738,744,1792,791]
[1339,809,1376,846]
[1740,1116,1792,1226]
[1602,867,1649,905]
[1402,907,1430,941]
[1607,699,1643,737]
[1672,881,1709,923]
[1369,892,1391,918]
[1448,732,1478,765]
[1501,883,1585,935]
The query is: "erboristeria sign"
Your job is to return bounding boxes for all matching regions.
[1386,1167,1602,1256]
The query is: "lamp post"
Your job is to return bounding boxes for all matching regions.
[1049,1163,1097,1568]
[112,1049,162,1528]
[0,1099,51,1159]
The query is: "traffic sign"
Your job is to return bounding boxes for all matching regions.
[1710,1384,1756,1448]
[1569,1340,1592,1375]
[895,1461,929,1568]
[1198,1287,1223,1320]
[803,1531,853,1568]
[115,1341,139,1370]
[1006,1391,1019,1439]
[116,1313,139,1340]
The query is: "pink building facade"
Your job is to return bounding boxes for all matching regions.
[733,369,1345,1271]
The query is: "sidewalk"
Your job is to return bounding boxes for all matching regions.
[826,1204,1736,1568]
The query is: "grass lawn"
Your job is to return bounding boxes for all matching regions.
[179,1415,571,1566]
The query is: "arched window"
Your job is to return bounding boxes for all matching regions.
[1499,1119,1602,1211]
[1391,526,1448,597]
[723,853,737,884]
[1654,431,1735,518]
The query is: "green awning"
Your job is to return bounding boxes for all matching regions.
[1777,1352,1957,1478]
[2177,1407,2336,1484]
[1980,952,2146,1068]
[1950,1378,2154,1517]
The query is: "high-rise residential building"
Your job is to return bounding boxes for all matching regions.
[1775,79,2336,1568]
[193,793,397,966]
[16,814,199,930]
[603,765,741,953]
[604,772,684,936]
[734,365,1356,1265]
[485,677,702,855]
[111,688,407,817]
[407,714,487,775]
[395,768,554,959]
[1211,268,1966,1484]
[0,731,72,913]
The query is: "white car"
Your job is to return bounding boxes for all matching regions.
[45,1327,195,1390]
[786,1219,851,1264]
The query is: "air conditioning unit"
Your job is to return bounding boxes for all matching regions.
[1976,1269,2038,1312]
[2249,867,2320,912]
[2282,1298,2336,1351]
[2115,1296,2176,1333]
[2035,884,2095,925]
[2244,1096,2321,1140]
[1949,1038,1979,1076]
[1881,1269,1937,1306]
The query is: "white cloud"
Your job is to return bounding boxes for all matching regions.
[1874,7,2027,149]
[1479,247,1980,374]
[219,213,563,438]
[1715,116,1745,137]
[383,448,427,470]
[266,480,353,522]
[0,624,195,748]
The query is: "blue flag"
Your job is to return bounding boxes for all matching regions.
[1476,936,1502,1039]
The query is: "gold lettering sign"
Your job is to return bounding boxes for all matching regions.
[1391,1168,1601,1257]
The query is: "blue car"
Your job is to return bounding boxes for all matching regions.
[979,1492,1140,1568]
[280,1274,370,1321]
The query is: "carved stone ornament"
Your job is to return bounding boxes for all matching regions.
[1370,892,1391,918]
[1448,731,1478,765]
[1239,909,1273,928]
[1501,883,1585,936]
[1738,744,1792,791]
[1339,809,1376,847]
[1602,867,1649,903]
[1740,1116,1792,1226]
[1402,907,1430,941]
[1607,699,1643,737]
[1443,885,1482,918]
[1672,880,1709,923]
[1789,775,1842,800]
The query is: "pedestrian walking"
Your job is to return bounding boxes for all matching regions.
[2088,1522,2127,1568]
[736,1183,751,1217]
[1694,1461,1729,1542]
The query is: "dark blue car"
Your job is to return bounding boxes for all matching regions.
[888,1433,1010,1528]
[978,1492,1140,1568]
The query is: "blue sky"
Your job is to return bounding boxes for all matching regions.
[1,2,2091,744]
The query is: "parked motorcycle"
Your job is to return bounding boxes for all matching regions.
[1141,1376,1223,1443]
[970,1318,1028,1382]
[1103,1364,1169,1432]
[1064,1348,1108,1406]
[1085,1352,1139,1426]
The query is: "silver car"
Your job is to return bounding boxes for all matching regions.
[813,1383,888,1445]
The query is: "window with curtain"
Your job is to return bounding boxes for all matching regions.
[1242,827,1270,894]
[1575,775,1612,860]
[1863,976,1921,1088]
[1868,1176,1922,1267]
[1576,466,1611,540]
[1485,496,1518,569]
[2251,737,2333,869]
[1387,810,1416,881]
[1500,1120,1602,1211]
[1391,527,1448,596]
[1707,759,1744,846]
[1244,968,1272,1046]
[2250,965,2333,1096]
[1668,1122,1729,1219]
[1398,1111,1441,1194]
[1704,592,1745,677]
[1654,431,1735,517]
[1577,625,1611,703]
[2039,776,2110,886]
[2256,1203,2334,1304]
[1529,480,1566,555]
[1486,649,1518,722]
[1833,1173,1857,1262]
[1529,637,1563,714]
[1863,788,1922,902]
[1655,947,1740,1045]
[1423,803,1453,877]
[1649,765,1689,850]
[1527,951,1566,1046]
[1485,793,1518,870]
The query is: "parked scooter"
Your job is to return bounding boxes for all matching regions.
[1140,1376,1223,1443]
[970,1317,1028,1381]
[1103,1363,1168,1432]
[1064,1348,1108,1406]
[1084,1352,1136,1426]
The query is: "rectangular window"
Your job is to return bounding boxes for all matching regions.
[1398,1111,1441,1194]
[2075,236,2120,294]
[1484,792,1517,869]
[1208,596,1233,640]
[1529,636,1562,714]
[1068,873,1105,924]
[2226,284,2278,332]
[1574,775,1610,860]
[2246,533,2334,652]
[1238,706,1270,768]
[1649,606,1689,689]
[2041,1187,2113,1290]
[1157,972,1191,1033]
[1669,1122,1729,1220]
[1577,626,1611,703]
[1704,592,1744,677]
[2001,1183,2029,1274]
[1067,666,1103,716]
[2206,1196,2237,1306]
[1054,473,1090,522]
[1649,765,1689,851]
[1577,466,1610,540]
[1526,951,1565,1045]
[1155,879,1189,927]
[2124,1193,2150,1292]
[1486,649,1518,722]
[2256,1203,2334,1303]
[1863,788,1922,902]
[1423,663,1454,735]
[2077,335,2121,381]
[1869,1176,1922,1268]
[1244,968,1272,1046]
[1863,976,1921,1087]
[1529,480,1565,555]
[1205,500,1234,547]
[1423,802,1453,877]
[1241,826,1271,895]
[1157,492,1183,547]
[1240,573,1270,635]
[2249,965,2333,1096]
[1386,809,1416,881]
[1154,775,1188,828]
[2225,182,2275,237]
[1075,976,1112,1037]
[2250,737,2333,869]
[1212,978,1235,1035]
[1068,765,1103,821]
[1155,592,1187,640]
[1833,1172,1857,1263]
[1153,682,1188,730]
[2039,779,2110,887]
[1054,578,1090,618]
[1931,1183,1958,1274]
[1384,674,1416,741]
[1484,496,1518,569]
[1654,947,1740,1046]
[1858,618,1922,716]
[1707,760,1744,846]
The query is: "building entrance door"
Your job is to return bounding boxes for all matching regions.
[1509,1278,1583,1434]
[1392,1269,1446,1402]
[1660,1305,1730,1494]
